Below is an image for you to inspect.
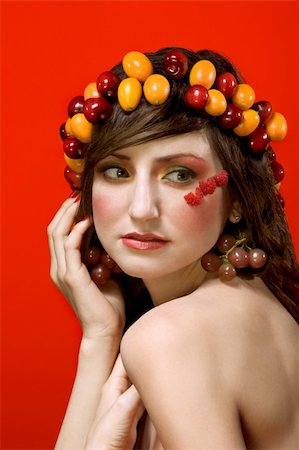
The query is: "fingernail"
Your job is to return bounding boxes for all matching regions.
[74,193,81,203]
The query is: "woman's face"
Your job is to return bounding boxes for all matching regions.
[92,131,231,280]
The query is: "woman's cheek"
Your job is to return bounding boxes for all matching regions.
[169,192,227,235]
[92,191,121,229]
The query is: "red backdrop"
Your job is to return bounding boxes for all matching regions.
[1,1,298,448]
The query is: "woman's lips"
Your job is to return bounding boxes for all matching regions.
[121,233,169,250]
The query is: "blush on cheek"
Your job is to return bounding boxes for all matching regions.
[92,193,110,218]
[172,192,226,234]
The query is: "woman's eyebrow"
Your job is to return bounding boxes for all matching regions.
[108,153,130,160]
[156,153,205,162]
[109,152,205,162]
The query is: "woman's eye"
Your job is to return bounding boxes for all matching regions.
[103,166,130,180]
[163,168,196,184]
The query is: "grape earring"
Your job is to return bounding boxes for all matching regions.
[201,234,268,282]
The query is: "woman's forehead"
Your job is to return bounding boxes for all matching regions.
[113,131,214,160]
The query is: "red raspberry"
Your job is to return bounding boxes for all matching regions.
[184,192,201,206]
[214,169,229,187]
[200,177,217,195]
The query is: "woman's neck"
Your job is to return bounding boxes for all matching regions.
[143,261,207,306]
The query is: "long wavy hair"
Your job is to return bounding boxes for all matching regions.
[77,47,299,325]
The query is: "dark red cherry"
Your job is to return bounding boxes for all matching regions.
[252,101,273,124]
[163,50,188,80]
[64,166,82,190]
[218,104,242,129]
[85,246,102,265]
[68,95,84,117]
[63,136,85,159]
[271,160,285,183]
[184,85,209,109]
[247,125,270,153]
[97,71,120,98]
[214,72,237,98]
[59,123,68,141]
[91,264,111,285]
[83,97,113,123]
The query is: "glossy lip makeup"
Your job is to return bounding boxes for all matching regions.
[121,232,169,250]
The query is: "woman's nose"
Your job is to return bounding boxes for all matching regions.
[128,178,159,221]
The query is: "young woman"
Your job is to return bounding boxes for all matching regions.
[48,47,299,449]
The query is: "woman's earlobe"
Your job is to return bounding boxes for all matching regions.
[228,201,242,223]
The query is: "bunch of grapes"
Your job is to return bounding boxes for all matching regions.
[85,246,122,285]
[201,234,267,282]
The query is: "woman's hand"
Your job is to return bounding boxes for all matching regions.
[47,196,125,340]
[85,355,145,450]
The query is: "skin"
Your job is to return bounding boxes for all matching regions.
[121,278,299,449]
[85,355,144,450]
[92,132,232,304]
[49,131,299,449]
[48,198,128,449]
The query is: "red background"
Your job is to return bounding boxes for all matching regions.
[1,1,298,448]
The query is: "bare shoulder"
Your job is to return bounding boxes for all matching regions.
[121,275,298,389]
[124,275,297,334]
[121,278,298,449]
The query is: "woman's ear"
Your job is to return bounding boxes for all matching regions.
[228,200,242,224]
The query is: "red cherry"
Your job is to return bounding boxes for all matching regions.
[218,104,242,129]
[214,72,237,98]
[271,161,285,183]
[97,71,120,98]
[216,234,236,253]
[163,50,188,80]
[68,96,84,118]
[218,262,237,281]
[59,123,68,141]
[252,101,273,124]
[63,136,85,159]
[184,85,209,109]
[85,246,102,265]
[247,125,270,153]
[101,252,116,269]
[64,166,82,190]
[83,97,113,123]
[248,248,267,269]
[91,264,111,285]
[201,252,222,272]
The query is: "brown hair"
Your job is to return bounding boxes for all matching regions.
[78,47,299,325]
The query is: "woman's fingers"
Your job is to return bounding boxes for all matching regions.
[98,355,130,417]
[48,197,126,339]
[64,216,92,275]
[105,355,131,396]
[48,198,78,278]
[50,199,81,280]
[86,382,144,450]
[118,384,145,420]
